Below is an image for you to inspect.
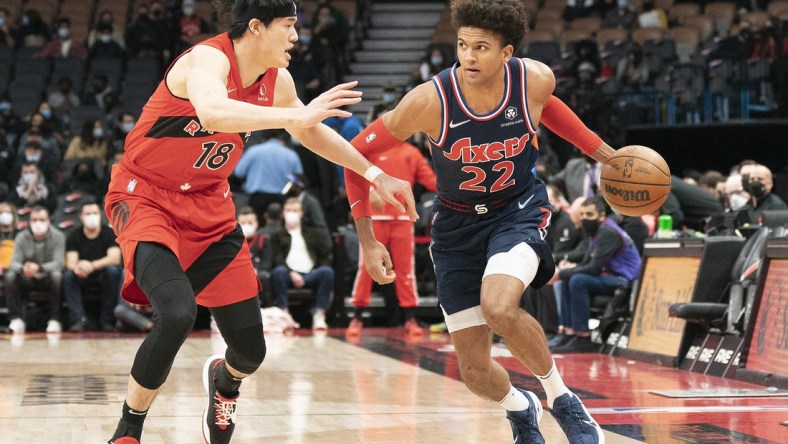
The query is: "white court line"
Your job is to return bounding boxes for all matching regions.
[589,405,788,415]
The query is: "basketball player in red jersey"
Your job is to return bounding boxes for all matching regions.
[345,1,617,443]
[346,140,437,336]
[104,1,416,443]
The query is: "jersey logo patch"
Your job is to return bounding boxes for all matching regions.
[449,119,470,129]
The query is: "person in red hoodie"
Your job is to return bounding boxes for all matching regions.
[347,141,436,336]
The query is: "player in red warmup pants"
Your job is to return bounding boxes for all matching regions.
[347,141,437,336]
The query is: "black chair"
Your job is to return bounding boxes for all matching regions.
[669,228,771,335]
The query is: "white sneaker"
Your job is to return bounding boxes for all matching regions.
[46,320,62,333]
[312,310,328,330]
[8,318,25,334]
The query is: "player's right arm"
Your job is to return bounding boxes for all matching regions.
[182,45,360,132]
[345,82,440,282]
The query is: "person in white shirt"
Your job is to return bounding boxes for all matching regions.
[269,197,334,329]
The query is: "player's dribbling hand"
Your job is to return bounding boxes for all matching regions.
[372,174,419,222]
[362,240,396,285]
[298,81,362,127]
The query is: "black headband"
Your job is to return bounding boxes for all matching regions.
[233,1,297,24]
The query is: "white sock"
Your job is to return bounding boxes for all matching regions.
[535,360,570,408]
[498,385,530,411]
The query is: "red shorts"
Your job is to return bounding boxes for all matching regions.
[104,164,259,307]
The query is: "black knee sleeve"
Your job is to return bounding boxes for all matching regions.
[130,242,197,389]
[210,297,266,374]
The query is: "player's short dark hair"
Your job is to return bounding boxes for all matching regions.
[214,0,301,38]
[450,0,528,52]
[581,196,608,215]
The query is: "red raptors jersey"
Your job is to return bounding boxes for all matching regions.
[122,33,277,192]
[369,142,437,220]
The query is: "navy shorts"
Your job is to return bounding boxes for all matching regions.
[429,182,556,315]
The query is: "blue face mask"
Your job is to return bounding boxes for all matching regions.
[300,34,311,45]
[382,92,396,103]
[93,128,104,139]
[0,17,6,27]
[0,102,11,113]
[121,122,135,133]
[430,56,443,66]
[41,109,52,119]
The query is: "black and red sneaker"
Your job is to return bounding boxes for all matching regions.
[202,355,238,444]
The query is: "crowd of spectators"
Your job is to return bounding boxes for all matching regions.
[0,0,786,337]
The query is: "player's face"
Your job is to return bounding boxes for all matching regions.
[255,16,298,68]
[456,27,513,85]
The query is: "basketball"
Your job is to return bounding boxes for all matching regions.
[599,145,671,216]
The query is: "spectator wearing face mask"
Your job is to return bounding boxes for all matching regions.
[723,173,750,212]
[82,73,118,112]
[63,202,122,332]
[89,22,126,60]
[547,197,642,353]
[0,7,15,48]
[13,9,50,49]
[62,159,102,197]
[4,206,65,334]
[366,82,402,124]
[602,0,637,30]
[270,197,335,330]
[419,47,452,82]
[238,206,273,306]
[88,10,125,49]
[742,164,787,224]
[14,141,57,184]
[35,17,88,59]
[65,119,109,166]
[288,38,325,103]
[47,76,81,112]
[110,112,136,154]
[177,0,210,50]
[10,162,57,213]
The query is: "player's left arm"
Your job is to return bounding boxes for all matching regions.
[522,58,616,164]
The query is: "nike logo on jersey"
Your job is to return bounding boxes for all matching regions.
[350,200,361,209]
[227,88,237,94]
[518,195,534,209]
[180,183,191,191]
[223,186,230,199]
[449,119,471,129]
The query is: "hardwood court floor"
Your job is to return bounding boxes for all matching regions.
[0,328,785,443]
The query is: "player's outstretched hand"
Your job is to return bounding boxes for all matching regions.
[297,81,362,128]
[363,239,396,285]
[372,173,419,222]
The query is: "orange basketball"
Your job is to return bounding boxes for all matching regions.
[599,145,671,216]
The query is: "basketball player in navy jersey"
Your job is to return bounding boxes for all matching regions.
[345,1,614,442]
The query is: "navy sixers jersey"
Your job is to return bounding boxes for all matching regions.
[429,58,539,206]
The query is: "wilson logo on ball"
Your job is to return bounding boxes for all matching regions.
[604,184,651,201]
